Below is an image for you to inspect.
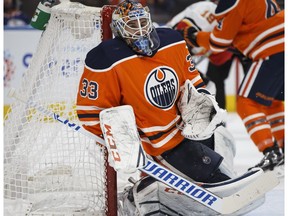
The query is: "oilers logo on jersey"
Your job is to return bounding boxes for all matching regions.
[144,66,179,110]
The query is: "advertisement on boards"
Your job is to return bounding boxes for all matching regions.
[4,27,42,107]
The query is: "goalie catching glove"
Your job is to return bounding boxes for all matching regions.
[178,79,226,140]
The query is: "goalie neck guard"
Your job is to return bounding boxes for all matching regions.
[111,0,160,56]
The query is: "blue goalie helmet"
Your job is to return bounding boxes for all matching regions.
[111,0,160,56]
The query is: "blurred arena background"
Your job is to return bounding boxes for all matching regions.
[3,0,284,117]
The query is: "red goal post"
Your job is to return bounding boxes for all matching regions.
[4,2,117,215]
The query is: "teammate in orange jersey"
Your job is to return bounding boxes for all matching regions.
[182,0,284,171]
[166,0,236,110]
[76,0,234,184]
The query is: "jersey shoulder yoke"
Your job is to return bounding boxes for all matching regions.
[215,0,240,16]
[156,27,184,48]
[85,38,135,70]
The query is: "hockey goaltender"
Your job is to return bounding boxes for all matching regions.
[75,1,280,215]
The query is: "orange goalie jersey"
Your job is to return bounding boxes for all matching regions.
[76,28,205,156]
[197,0,284,60]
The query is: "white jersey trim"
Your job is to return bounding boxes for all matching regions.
[82,121,100,126]
[210,32,233,45]
[243,23,284,55]
[142,127,180,148]
[190,75,202,85]
[251,38,284,59]
[76,105,105,111]
[210,46,226,53]
[139,115,181,133]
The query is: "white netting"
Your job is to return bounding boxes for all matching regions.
[4,2,113,215]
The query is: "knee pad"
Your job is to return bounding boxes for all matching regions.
[214,126,236,178]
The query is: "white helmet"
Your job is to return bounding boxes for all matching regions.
[111,0,160,56]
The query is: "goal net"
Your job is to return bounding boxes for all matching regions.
[4,1,117,215]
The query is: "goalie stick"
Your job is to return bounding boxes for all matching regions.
[8,88,279,215]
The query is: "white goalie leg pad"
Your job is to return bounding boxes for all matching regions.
[100,105,147,173]
[178,79,227,141]
[118,186,140,216]
[214,126,237,178]
[123,171,266,216]
[129,177,206,216]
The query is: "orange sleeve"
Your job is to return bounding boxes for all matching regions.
[196,3,244,54]
[209,6,243,53]
[196,31,211,51]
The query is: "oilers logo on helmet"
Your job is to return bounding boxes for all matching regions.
[144,66,179,110]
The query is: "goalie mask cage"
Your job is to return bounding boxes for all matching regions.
[4,2,117,216]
